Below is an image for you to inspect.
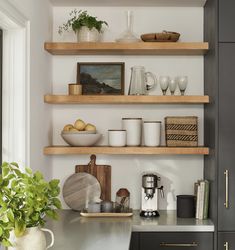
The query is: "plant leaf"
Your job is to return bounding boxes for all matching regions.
[2,239,12,247]
[15,219,26,237]
[34,171,43,181]
[49,179,60,188]
[7,174,15,180]
[46,210,58,220]
[10,162,19,168]
[11,179,18,189]
[25,167,32,175]
[7,209,14,222]
[2,167,10,177]
[12,168,22,177]
[1,162,8,168]
[52,198,62,209]
[1,213,9,223]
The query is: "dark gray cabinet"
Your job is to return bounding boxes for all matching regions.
[129,233,139,250]
[218,232,235,250]
[218,43,235,231]
[205,0,235,249]
[219,0,235,42]
[139,232,213,250]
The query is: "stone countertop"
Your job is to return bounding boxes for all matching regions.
[46,210,132,250]
[45,210,214,250]
[132,210,214,232]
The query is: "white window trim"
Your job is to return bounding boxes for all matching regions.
[0,0,30,167]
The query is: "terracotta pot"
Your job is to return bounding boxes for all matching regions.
[8,227,54,250]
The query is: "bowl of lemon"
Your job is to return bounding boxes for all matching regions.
[61,119,102,146]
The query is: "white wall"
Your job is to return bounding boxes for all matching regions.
[52,6,204,210]
[7,0,53,178]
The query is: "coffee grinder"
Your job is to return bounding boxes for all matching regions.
[140,173,164,218]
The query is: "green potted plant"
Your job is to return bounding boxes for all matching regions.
[0,162,62,250]
[58,9,108,42]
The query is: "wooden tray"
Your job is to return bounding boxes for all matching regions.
[80,209,133,218]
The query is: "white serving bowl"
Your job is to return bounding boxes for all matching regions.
[61,132,102,146]
[62,130,96,134]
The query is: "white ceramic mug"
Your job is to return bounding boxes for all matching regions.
[122,118,142,146]
[108,130,126,147]
[143,121,161,147]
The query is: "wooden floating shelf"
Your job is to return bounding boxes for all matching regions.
[44,146,209,155]
[44,95,209,105]
[44,42,209,56]
[51,0,207,8]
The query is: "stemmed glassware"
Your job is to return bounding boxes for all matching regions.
[169,78,177,95]
[159,76,170,95]
[177,76,188,95]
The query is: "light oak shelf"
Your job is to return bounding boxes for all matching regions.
[51,0,207,7]
[44,146,209,155]
[44,95,210,104]
[44,42,209,56]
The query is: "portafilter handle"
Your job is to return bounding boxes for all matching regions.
[158,186,164,198]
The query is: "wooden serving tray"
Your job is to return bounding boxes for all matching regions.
[80,210,133,218]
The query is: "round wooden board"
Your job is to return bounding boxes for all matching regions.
[63,172,101,211]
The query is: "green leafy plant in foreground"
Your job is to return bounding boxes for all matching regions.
[58,9,108,34]
[0,162,62,246]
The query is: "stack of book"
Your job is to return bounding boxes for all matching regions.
[195,180,210,219]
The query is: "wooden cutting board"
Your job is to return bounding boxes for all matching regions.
[75,155,111,201]
[63,172,101,211]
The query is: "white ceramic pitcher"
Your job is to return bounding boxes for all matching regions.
[7,227,54,250]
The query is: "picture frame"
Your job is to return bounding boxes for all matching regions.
[77,62,125,95]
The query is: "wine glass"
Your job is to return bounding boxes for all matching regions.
[169,78,177,95]
[177,76,188,95]
[159,76,169,95]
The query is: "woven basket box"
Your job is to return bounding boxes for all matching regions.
[165,116,198,147]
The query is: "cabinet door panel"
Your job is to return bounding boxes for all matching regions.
[219,0,235,42]
[139,232,213,250]
[218,232,235,250]
[129,233,139,250]
[218,44,235,231]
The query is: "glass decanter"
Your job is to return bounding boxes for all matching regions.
[116,10,140,43]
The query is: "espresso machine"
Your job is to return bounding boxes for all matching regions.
[140,173,164,218]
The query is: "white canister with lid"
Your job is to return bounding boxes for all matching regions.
[108,130,126,147]
[122,118,142,146]
[143,121,161,146]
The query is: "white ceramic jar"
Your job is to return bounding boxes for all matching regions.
[108,130,126,147]
[122,118,142,146]
[143,121,161,147]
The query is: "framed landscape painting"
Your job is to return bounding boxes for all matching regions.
[77,62,125,95]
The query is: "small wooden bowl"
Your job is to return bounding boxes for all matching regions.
[141,31,180,42]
